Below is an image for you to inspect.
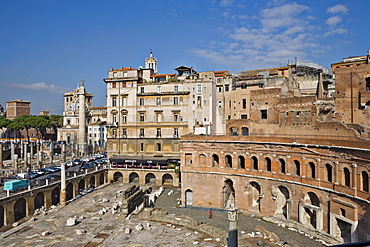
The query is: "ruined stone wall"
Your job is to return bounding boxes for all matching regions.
[334,64,370,128]
[180,137,370,243]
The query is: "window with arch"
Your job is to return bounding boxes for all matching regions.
[225,155,232,168]
[199,154,206,165]
[252,156,258,170]
[241,127,249,136]
[238,156,245,169]
[325,164,333,182]
[265,157,272,172]
[294,160,300,176]
[362,171,369,192]
[343,167,350,187]
[212,154,219,167]
[309,162,316,179]
[279,159,286,174]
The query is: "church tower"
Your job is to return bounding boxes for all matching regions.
[145,51,158,74]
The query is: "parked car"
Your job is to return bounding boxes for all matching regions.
[45,174,61,181]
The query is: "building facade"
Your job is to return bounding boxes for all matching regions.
[6,99,31,120]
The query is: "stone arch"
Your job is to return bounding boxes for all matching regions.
[361,171,369,192]
[241,127,249,136]
[279,158,286,174]
[247,181,261,213]
[185,189,193,207]
[199,154,206,165]
[129,172,139,183]
[222,179,235,208]
[14,198,27,222]
[343,167,351,187]
[66,183,74,201]
[229,127,238,136]
[212,154,219,167]
[238,156,245,169]
[273,186,290,220]
[162,174,173,186]
[99,173,105,185]
[265,157,272,172]
[0,205,4,227]
[89,176,96,189]
[78,179,85,192]
[294,160,300,176]
[309,162,316,179]
[325,163,333,182]
[145,173,156,184]
[51,187,60,205]
[34,192,44,210]
[300,192,321,230]
[251,156,258,170]
[113,172,123,182]
[225,155,232,168]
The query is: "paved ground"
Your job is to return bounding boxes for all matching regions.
[0,182,332,247]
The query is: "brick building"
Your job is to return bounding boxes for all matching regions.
[6,99,31,120]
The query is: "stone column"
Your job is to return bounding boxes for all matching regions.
[0,143,3,168]
[60,163,66,206]
[49,143,53,164]
[61,144,66,163]
[11,142,15,168]
[24,143,28,167]
[78,83,87,158]
[228,207,238,247]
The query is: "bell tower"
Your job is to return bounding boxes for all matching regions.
[145,51,158,74]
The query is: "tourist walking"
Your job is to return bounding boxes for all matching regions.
[209,208,213,219]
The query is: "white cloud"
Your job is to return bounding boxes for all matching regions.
[8,82,72,94]
[327,4,348,14]
[220,0,234,7]
[325,16,342,26]
[324,28,348,37]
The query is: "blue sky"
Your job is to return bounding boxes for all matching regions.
[1,0,369,115]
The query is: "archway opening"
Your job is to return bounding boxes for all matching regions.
[113,172,123,182]
[185,189,193,207]
[145,173,156,184]
[222,179,235,208]
[34,192,45,210]
[129,172,139,183]
[238,156,245,169]
[265,157,272,172]
[51,187,60,205]
[14,198,27,222]
[225,155,232,168]
[252,156,258,170]
[162,174,173,186]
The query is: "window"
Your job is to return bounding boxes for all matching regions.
[140,143,144,152]
[156,128,161,137]
[294,160,301,176]
[217,78,222,82]
[174,128,179,137]
[122,96,127,106]
[265,157,272,172]
[112,97,117,107]
[174,113,179,122]
[122,114,127,123]
[140,87,145,93]
[218,101,222,108]
[261,110,267,119]
[252,156,258,170]
[140,128,144,137]
[174,97,179,105]
[139,113,145,122]
[174,85,178,92]
[156,143,161,151]
[218,87,222,92]
[326,164,332,182]
[156,97,161,105]
[241,127,249,136]
[279,159,286,174]
[157,86,161,93]
[113,72,117,78]
[122,128,127,137]
[344,167,350,186]
[197,85,202,93]
[112,114,117,123]
[112,82,116,88]
[112,129,117,138]
[242,99,247,109]
[309,162,316,179]
[197,96,202,107]
[225,85,229,91]
[362,171,369,192]
[139,98,144,106]
[157,113,162,122]
[241,114,248,119]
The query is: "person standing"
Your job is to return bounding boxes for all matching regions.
[209,208,213,219]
